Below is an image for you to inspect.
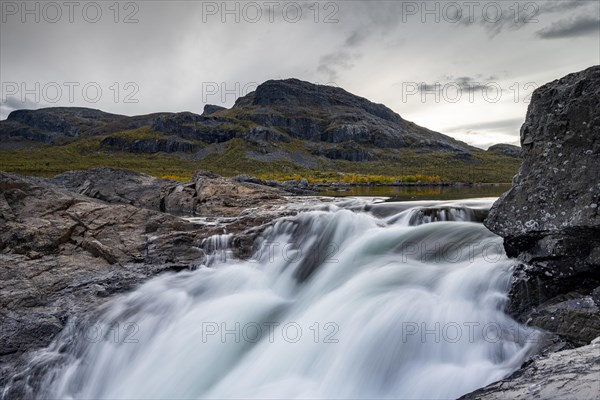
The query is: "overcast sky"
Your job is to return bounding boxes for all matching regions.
[1,0,599,148]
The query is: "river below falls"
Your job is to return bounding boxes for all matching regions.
[26,197,541,399]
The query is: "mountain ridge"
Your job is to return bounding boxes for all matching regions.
[0,78,521,182]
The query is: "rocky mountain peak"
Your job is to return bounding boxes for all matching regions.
[234,78,402,123]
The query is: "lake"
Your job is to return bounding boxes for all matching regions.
[317,183,512,201]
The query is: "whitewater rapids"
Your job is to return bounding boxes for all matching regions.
[32,198,539,399]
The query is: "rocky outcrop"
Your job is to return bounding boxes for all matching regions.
[477,66,600,397]
[161,170,286,216]
[0,172,200,370]
[485,66,600,347]
[47,168,174,210]
[460,338,600,400]
[47,168,288,217]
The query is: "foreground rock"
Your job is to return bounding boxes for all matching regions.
[460,338,600,400]
[0,170,306,393]
[486,65,600,345]
[477,66,600,397]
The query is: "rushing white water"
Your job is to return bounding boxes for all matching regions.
[35,198,539,400]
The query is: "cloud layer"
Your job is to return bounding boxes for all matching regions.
[1,0,598,147]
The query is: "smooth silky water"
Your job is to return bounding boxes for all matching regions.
[25,198,540,399]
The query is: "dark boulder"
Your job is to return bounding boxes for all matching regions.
[485,65,600,346]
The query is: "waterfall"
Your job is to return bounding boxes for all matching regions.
[29,199,539,399]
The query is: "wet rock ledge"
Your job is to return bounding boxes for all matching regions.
[464,66,600,398]
[0,169,312,389]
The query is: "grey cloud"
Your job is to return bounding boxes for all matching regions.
[536,14,600,39]
[344,29,370,47]
[456,2,528,36]
[458,0,595,37]
[317,51,356,81]
[0,0,597,150]
[539,0,591,14]
[419,75,498,93]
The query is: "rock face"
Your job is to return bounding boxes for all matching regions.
[485,66,600,347]
[474,66,600,398]
[0,172,199,373]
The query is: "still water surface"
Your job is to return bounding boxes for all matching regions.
[318,184,512,201]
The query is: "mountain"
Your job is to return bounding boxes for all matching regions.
[0,79,521,182]
[486,143,522,157]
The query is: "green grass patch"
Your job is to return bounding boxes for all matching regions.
[0,137,520,184]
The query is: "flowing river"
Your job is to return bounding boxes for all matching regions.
[30,198,539,399]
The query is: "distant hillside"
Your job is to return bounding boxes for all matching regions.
[487,143,522,157]
[0,79,520,182]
